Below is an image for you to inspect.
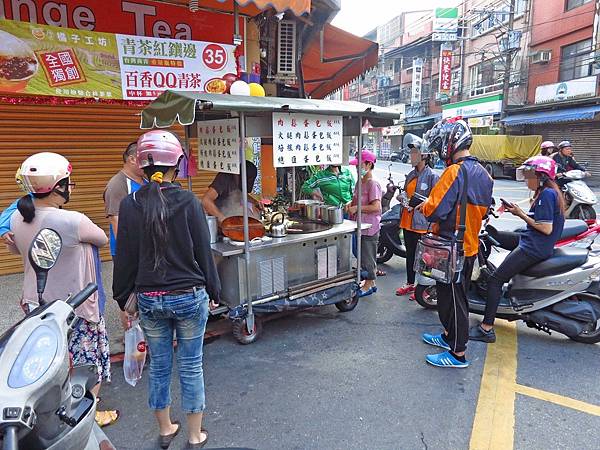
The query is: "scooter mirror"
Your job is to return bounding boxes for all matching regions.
[28,228,62,303]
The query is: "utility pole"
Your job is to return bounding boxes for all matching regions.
[500,0,516,133]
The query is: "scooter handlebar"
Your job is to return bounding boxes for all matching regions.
[67,283,98,310]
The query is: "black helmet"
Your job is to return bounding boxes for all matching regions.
[424,118,473,165]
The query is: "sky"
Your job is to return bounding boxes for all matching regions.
[331,0,453,37]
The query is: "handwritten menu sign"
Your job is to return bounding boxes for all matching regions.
[197,119,240,174]
[272,113,343,167]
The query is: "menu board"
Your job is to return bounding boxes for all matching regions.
[197,119,240,174]
[272,113,343,167]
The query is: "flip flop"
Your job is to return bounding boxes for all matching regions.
[376,269,387,276]
[359,286,377,297]
[185,430,209,449]
[159,421,181,449]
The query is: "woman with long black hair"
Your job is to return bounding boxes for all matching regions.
[113,130,220,449]
[469,156,565,343]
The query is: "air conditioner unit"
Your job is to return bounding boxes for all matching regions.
[531,51,551,64]
[277,20,297,76]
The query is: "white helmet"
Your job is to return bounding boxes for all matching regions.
[16,152,72,194]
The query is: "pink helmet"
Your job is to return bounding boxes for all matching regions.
[16,152,72,194]
[540,141,555,150]
[517,156,557,181]
[137,130,184,169]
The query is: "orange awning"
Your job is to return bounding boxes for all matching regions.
[172,0,311,16]
[301,24,379,99]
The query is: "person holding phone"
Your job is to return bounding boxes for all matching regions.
[470,156,565,343]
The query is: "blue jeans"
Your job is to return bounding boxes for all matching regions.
[138,288,209,414]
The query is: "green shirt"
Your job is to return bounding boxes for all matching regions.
[301,167,355,206]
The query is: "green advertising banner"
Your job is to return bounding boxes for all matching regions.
[0,19,122,99]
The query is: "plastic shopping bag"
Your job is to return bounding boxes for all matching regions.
[123,319,147,387]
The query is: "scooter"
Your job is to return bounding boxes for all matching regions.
[377,168,406,263]
[0,228,115,450]
[560,170,597,220]
[414,215,600,344]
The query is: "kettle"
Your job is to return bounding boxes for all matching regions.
[269,212,287,237]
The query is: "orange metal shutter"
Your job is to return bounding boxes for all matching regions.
[0,101,214,275]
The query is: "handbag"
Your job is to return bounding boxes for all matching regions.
[414,164,468,284]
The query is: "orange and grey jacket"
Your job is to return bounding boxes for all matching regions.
[421,157,493,257]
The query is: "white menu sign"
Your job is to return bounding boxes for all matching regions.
[197,119,240,174]
[272,113,343,167]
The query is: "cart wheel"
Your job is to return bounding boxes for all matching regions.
[335,292,359,312]
[232,317,263,345]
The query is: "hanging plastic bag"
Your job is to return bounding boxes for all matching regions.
[123,319,147,387]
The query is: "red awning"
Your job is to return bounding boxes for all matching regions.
[301,24,379,99]
[172,0,311,16]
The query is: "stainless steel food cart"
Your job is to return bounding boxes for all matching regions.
[141,92,400,343]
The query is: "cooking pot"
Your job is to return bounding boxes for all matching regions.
[294,199,320,218]
[327,206,344,224]
[305,202,321,221]
[206,216,218,243]
[269,212,287,237]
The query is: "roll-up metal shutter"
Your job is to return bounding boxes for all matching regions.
[526,121,600,179]
[0,101,214,275]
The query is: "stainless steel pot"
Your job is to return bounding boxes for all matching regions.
[327,206,344,224]
[318,204,330,222]
[206,216,218,243]
[294,199,320,218]
[305,203,321,221]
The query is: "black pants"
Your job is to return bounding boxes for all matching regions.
[436,256,476,353]
[403,229,422,285]
[483,247,541,326]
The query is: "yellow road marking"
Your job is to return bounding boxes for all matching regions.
[470,321,518,450]
[515,384,600,417]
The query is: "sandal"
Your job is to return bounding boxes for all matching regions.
[358,286,377,297]
[376,269,386,276]
[159,421,181,449]
[186,430,209,449]
[95,409,120,428]
[395,284,415,296]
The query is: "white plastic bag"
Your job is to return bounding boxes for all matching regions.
[123,319,147,387]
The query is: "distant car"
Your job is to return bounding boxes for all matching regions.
[390,149,409,163]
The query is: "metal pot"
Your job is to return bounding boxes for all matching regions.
[327,206,344,224]
[294,199,320,218]
[319,204,330,222]
[269,212,287,237]
[305,203,321,221]
[206,216,218,244]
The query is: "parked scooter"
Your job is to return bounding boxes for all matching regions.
[414,212,600,344]
[0,228,115,450]
[377,167,406,263]
[559,170,597,220]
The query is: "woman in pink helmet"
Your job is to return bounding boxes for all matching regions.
[113,130,220,449]
[6,152,119,427]
[469,156,565,343]
[540,140,556,157]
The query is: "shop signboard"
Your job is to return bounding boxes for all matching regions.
[382,125,404,136]
[439,44,452,94]
[272,113,343,167]
[432,7,458,42]
[116,34,236,100]
[467,115,494,128]
[197,119,241,174]
[411,58,423,106]
[534,76,597,104]
[0,18,237,100]
[442,94,503,119]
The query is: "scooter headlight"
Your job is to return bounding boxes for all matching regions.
[8,325,58,388]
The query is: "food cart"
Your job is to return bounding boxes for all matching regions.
[140,92,400,343]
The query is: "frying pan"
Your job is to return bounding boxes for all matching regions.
[221,216,265,241]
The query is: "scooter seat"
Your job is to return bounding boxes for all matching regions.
[521,248,588,278]
[560,219,588,240]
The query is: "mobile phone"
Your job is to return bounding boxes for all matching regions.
[500,198,514,208]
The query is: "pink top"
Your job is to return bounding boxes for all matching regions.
[351,178,382,236]
[8,206,108,323]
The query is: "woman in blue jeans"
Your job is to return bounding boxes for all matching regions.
[113,130,220,449]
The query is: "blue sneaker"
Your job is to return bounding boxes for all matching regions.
[421,332,451,350]
[426,351,470,368]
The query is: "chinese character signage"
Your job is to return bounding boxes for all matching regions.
[116,35,236,100]
[439,44,453,94]
[0,18,237,101]
[432,7,459,42]
[411,58,423,106]
[197,119,240,174]
[272,113,343,168]
[0,19,120,98]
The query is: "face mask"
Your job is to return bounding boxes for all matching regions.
[360,168,368,177]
